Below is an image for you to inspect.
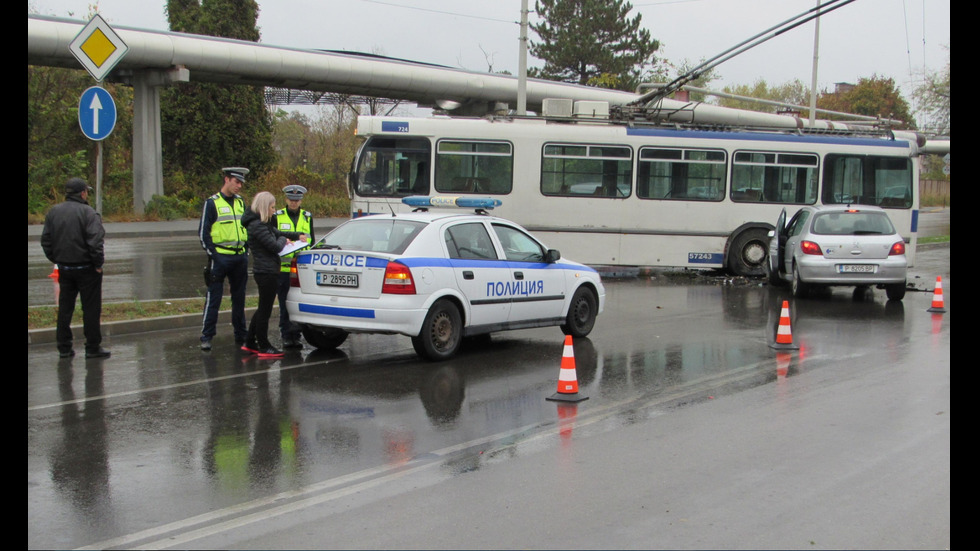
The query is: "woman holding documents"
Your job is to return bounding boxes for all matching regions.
[240,191,307,357]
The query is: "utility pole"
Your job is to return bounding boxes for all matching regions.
[518,0,529,115]
[808,0,821,126]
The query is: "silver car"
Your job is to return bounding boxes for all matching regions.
[767,205,908,300]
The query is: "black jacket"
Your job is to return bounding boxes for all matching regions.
[242,209,300,274]
[41,194,105,268]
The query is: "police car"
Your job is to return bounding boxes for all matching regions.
[285,196,605,361]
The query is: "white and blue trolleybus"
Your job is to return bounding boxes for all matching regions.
[347,107,923,276]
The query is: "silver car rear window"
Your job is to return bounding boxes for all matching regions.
[811,211,896,236]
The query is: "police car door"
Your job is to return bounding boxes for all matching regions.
[443,221,511,329]
[490,223,567,324]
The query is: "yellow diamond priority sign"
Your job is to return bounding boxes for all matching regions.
[69,14,129,82]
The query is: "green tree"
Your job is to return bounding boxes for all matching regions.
[27,65,135,216]
[914,48,949,136]
[530,0,660,92]
[161,0,275,197]
[719,78,810,112]
[817,75,914,129]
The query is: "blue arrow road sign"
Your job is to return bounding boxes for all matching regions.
[78,86,117,141]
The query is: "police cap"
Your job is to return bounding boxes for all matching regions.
[283,185,308,201]
[222,167,250,183]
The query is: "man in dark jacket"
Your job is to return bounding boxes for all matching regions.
[41,177,111,359]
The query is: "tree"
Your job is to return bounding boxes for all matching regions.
[161,0,275,197]
[530,0,660,92]
[914,48,949,136]
[27,65,135,216]
[719,78,810,113]
[817,75,914,129]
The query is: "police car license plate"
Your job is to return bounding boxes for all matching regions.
[838,264,876,273]
[317,272,359,287]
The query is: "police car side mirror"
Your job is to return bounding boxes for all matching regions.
[545,249,561,263]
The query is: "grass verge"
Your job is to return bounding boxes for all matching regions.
[28,296,260,331]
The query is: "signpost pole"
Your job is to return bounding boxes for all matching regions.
[69,14,128,215]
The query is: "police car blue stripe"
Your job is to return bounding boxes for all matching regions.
[299,303,376,319]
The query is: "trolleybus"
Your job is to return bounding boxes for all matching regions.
[346,105,922,276]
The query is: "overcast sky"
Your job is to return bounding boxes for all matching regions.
[30,0,949,104]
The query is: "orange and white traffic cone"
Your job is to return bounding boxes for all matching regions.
[926,276,947,313]
[770,300,799,350]
[547,335,589,402]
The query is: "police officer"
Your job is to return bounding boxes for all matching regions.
[275,185,314,348]
[41,177,111,359]
[199,167,250,351]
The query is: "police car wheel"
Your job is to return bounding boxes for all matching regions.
[561,287,597,338]
[301,325,349,350]
[412,300,462,361]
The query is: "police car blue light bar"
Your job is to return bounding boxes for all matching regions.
[402,195,503,210]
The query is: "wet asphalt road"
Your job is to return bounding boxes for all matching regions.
[27,242,950,549]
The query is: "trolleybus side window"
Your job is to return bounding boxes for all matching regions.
[355,137,431,197]
[541,143,632,198]
[821,154,913,208]
[731,151,818,204]
[435,140,513,194]
[637,147,726,201]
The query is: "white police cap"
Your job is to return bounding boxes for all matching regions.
[283,185,307,200]
[222,167,250,182]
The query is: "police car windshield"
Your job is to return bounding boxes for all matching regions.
[320,219,426,254]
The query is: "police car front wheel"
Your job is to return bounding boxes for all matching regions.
[412,299,462,361]
[561,287,597,338]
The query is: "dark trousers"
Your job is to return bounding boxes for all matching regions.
[201,253,248,342]
[246,272,279,349]
[277,271,299,339]
[57,266,103,353]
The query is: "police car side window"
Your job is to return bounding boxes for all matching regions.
[492,224,545,262]
[446,223,498,260]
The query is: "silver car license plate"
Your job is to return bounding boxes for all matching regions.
[838,264,876,273]
[317,271,359,287]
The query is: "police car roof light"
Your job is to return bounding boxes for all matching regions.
[402,195,503,211]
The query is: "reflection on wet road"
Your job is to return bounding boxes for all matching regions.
[27,278,949,549]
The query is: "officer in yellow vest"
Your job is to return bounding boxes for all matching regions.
[276,185,314,349]
[199,167,250,351]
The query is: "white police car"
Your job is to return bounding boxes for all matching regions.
[286,196,605,361]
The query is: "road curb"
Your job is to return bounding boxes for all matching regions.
[28,307,260,345]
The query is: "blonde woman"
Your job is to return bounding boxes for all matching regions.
[240,191,306,357]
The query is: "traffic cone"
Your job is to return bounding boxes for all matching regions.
[770,300,799,350]
[547,335,589,402]
[926,276,947,313]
